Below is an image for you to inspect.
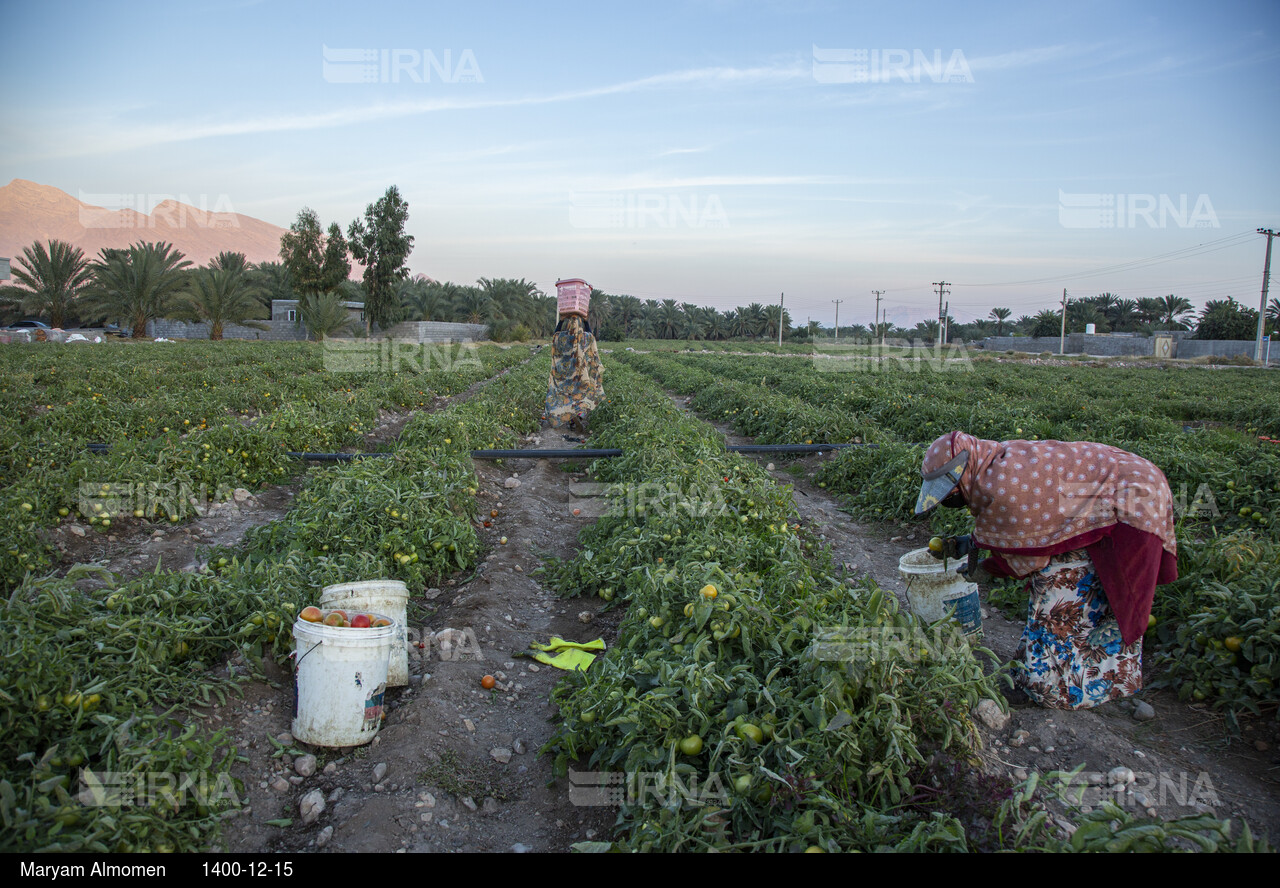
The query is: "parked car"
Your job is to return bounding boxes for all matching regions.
[6,320,52,330]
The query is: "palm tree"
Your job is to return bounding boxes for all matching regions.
[1135,297,1165,327]
[914,319,940,342]
[680,303,707,340]
[298,292,354,341]
[988,307,1012,336]
[762,305,789,341]
[587,290,615,336]
[9,239,93,328]
[629,314,655,339]
[1110,298,1140,332]
[656,300,682,339]
[250,261,295,312]
[83,242,192,337]
[614,295,643,333]
[1092,293,1120,317]
[1156,294,1194,331]
[742,303,767,338]
[211,251,248,274]
[172,265,268,340]
[452,286,493,325]
[705,310,729,341]
[398,276,448,321]
[1066,299,1105,333]
[1268,297,1280,335]
[1030,309,1063,338]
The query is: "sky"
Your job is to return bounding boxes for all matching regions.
[3,0,1279,329]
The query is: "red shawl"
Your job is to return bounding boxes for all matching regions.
[923,431,1178,645]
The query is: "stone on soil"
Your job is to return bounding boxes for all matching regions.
[974,698,1010,731]
[299,790,325,825]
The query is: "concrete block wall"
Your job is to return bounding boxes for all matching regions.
[979,334,1278,364]
[144,318,490,343]
[382,321,490,342]
[146,318,308,341]
[1175,339,1280,364]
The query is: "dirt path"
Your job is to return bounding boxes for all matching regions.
[216,425,617,853]
[665,392,1280,841]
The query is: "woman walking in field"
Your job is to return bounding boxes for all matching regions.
[915,431,1178,710]
[544,279,603,432]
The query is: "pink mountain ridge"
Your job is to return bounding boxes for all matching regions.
[0,178,289,269]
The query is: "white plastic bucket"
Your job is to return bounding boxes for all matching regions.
[898,547,983,637]
[320,580,410,687]
[292,615,396,748]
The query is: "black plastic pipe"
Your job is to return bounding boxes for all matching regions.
[88,443,873,461]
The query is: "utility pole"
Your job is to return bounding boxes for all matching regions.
[872,290,884,347]
[1059,288,1068,355]
[932,281,950,345]
[831,299,843,341]
[778,292,784,347]
[1257,229,1277,363]
[943,301,950,345]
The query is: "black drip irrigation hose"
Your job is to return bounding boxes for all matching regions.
[85,443,876,461]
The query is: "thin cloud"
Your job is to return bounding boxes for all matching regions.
[966,45,1075,72]
[40,63,809,157]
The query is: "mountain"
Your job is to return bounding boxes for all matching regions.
[0,179,288,268]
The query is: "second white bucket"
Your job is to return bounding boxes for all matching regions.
[320,580,410,687]
[898,547,983,637]
[292,615,395,747]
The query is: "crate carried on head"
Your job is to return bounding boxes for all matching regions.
[556,278,591,319]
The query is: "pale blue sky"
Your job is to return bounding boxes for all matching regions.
[3,0,1278,327]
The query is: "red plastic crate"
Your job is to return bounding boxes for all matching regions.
[556,278,591,318]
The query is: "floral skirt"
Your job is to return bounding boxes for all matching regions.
[1013,550,1142,710]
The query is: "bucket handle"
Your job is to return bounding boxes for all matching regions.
[292,640,323,673]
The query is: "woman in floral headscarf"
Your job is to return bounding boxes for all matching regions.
[915,431,1178,710]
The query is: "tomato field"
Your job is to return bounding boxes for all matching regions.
[1,340,1276,853]
[614,350,1280,717]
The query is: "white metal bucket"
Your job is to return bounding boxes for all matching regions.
[320,580,410,687]
[898,547,983,636]
[292,615,396,748]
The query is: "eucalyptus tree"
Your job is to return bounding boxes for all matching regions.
[348,186,413,334]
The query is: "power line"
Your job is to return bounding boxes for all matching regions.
[953,231,1257,288]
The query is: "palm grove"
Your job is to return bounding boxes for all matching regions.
[3,191,1278,343]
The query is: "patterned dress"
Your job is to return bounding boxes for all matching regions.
[544,317,603,429]
[1013,549,1143,710]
